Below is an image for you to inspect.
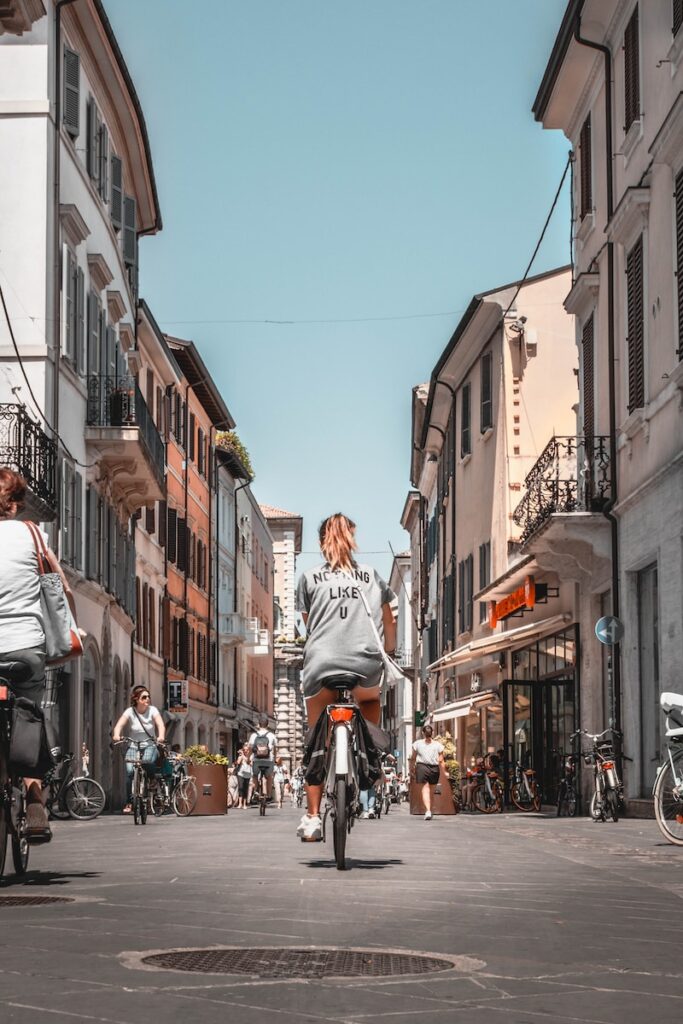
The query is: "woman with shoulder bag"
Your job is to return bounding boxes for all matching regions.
[0,469,80,842]
[112,685,166,813]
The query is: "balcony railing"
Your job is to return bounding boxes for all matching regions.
[86,375,165,490]
[0,403,58,519]
[512,435,611,544]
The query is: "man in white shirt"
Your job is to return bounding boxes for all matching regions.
[248,714,277,801]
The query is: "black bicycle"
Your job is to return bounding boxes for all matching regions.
[115,739,158,825]
[44,752,106,821]
[0,661,32,881]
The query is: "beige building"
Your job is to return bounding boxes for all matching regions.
[261,505,305,774]
[534,0,683,803]
[411,266,583,799]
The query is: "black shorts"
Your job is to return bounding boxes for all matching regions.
[0,646,46,705]
[252,759,273,779]
[415,763,440,785]
[304,667,383,700]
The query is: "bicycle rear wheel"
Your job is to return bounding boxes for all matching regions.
[65,778,106,820]
[12,831,29,874]
[605,788,619,822]
[333,779,348,870]
[48,781,70,820]
[172,778,197,817]
[654,751,683,846]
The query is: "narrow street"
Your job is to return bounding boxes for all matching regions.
[1,805,681,1024]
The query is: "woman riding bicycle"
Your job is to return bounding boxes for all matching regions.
[0,469,80,842]
[295,513,396,841]
[112,685,165,813]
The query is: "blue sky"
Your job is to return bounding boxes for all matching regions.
[107,0,570,581]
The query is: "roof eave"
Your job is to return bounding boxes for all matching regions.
[532,0,583,123]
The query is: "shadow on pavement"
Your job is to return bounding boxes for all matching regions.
[1,870,101,888]
[302,858,403,870]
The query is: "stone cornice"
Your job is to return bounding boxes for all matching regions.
[87,252,114,292]
[606,187,650,247]
[564,272,600,318]
[59,204,90,249]
[649,92,683,170]
[0,0,45,35]
[106,290,127,324]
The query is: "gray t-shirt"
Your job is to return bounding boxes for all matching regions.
[413,739,444,766]
[0,520,48,652]
[296,562,396,693]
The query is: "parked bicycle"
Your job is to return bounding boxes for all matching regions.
[555,749,578,817]
[510,761,542,812]
[44,752,106,821]
[653,691,683,846]
[473,765,504,813]
[574,728,622,822]
[0,662,32,881]
[154,757,197,817]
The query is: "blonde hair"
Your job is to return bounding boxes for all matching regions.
[319,513,357,572]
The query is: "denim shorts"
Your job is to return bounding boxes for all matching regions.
[0,646,46,705]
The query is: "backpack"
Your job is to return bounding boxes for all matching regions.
[252,732,271,759]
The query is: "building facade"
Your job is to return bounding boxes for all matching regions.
[533,0,683,802]
[386,551,414,773]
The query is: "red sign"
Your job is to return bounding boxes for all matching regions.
[489,575,536,629]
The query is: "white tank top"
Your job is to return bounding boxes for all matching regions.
[0,520,47,653]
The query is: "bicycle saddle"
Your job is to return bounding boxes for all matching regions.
[0,660,32,685]
[319,672,364,691]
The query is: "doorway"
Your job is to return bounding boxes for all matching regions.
[503,678,576,804]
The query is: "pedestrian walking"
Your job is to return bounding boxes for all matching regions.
[410,725,444,820]
[273,756,286,808]
[236,743,252,809]
[227,762,239,808]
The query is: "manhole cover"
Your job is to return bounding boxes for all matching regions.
[0,895,75,906]
[141,947,460,978]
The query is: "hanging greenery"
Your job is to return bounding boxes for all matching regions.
[215,430,254,479]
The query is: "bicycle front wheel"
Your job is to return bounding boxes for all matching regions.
[65,778,106,820]
[172,778,197,817]
[12,833,29,874]
[654,751,683,846]
[333,779,348,870]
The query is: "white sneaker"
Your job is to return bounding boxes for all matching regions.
[368,811,376,819]
[424,811,433,820]
[296,814,322,841]
[360,811,369,819]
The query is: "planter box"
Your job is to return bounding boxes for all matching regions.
[188,763,227,816]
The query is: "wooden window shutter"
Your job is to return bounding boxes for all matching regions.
[579,114,592,219]
[457,560,464,634]
[177,517,187,572]
[582,314,595,440]
[466,554,474,633]
[98,122,109,201]
[162,596,170,658]
[197,427,204,474]
[73,471,83,571]
[624,6,640,134]
[149,588,156,655]
[480,351,493,432]
[76,266,85,373]
[626,234,645,412]
[167,507,177,563]
[189,413,196,461]
[63,47,80,138]
[87,290,99,375]
[65,250,76,362]
[145,504,155,535]
[110,155,123,230]
[460,382,471,457]
[158,500,167,548]
[675,167,683,359]
[123,195,137,267]
[142,582,149,649]
[86,485,98,579]
[86,97,96,178]
[108,507,117,593]
[675,0,683,36]
[61,461,72,563]
[135,577,141,642]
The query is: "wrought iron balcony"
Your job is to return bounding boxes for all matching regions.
[513,435,611,545]
[0,403,58,520]
[85,375,165,508]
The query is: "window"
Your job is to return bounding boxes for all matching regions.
[197,427,205,475]
[145,505,155,536]
[624,6,640,134]
[142,582,149,649]
[110,154,123,231]
[478,541,491,623]
[189,413,196,462]
[60,461,82,570]
[148,587,156,655]
[626,234,645,412]
[579,113,592,219]
[85,96,108,200]
[167,507,177,563]
[480,352,493,432]
[85,485,100,581]
[63,249,84,372]
[458,555,473,634]
[86,289,100,376]
[123,194,138,299]
[63,46,80,138]
[582,314,595,439]
[675,0,683,36]
[675,168,683,360]
[177,517,187,573]
[460,382,471,457]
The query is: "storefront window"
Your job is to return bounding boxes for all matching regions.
[465,710,483,766]
[485,703,503,757]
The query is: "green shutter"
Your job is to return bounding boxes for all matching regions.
[111,155,123,230]
[63,47,80,138]
[99,122,109,201]
[123,195,137,266]
[87,290,99,376]
[65,249,76,362]
[76,266,85,374]
[74,471,83,571]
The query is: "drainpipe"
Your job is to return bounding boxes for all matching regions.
[52,0,78,542]
[573,15,622,741]
[233,475,251,718]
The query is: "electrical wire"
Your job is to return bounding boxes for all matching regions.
[159,309,469,327]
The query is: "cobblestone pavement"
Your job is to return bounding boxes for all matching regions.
[1,802,681,1024]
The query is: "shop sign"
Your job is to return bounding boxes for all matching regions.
[168,679,188,713]
[489,575,536,629]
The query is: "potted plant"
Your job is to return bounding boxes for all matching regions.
[182,746,228,815]
[437,731,461,810]
[215,430,254,481]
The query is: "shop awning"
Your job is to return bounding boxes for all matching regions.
[427,612,571,673]
[431,689,500,723]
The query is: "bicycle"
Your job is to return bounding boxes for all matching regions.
[310,673,363,870]
[653,691,683,846]
[115,738,157,825]
[0,661,32,881]
[510,761,542,812]
[253,762,271,816]
[574,728,622,822]
[43,752,106,820]
[555,749,578,817]
[468,766,503,813]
